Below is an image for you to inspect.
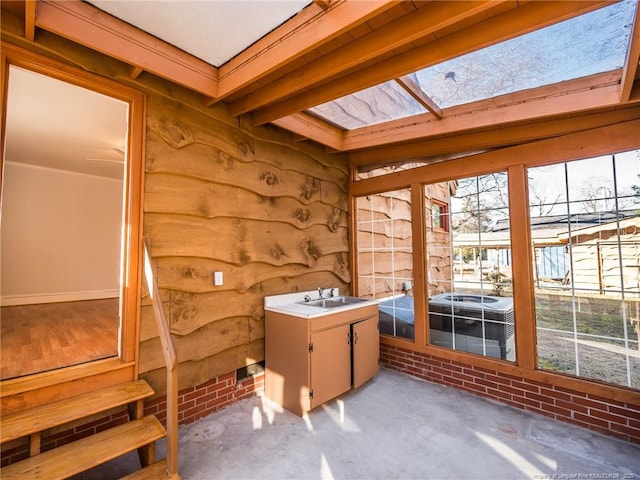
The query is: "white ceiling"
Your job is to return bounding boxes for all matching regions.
[86,0,312,67]
[5,66,128,180]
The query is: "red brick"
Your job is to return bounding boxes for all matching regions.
[574,413,609,429]
[525,391,554,405]
[541,404,572,418]
[499,385,528,397]
[178,386,195,397]
[587,393,626,408]
[555,400,589,415]
[609,422,640,435]
[183,403,207,422]
[510,380,540,393]
[475,378,498,390]
[432,366,452,377]
[515,397,542,409]
[184,388,208,402]
[462,381,487,394]
[484,373,512,386]
[206,382,227,394]
[589,408,628,425]
[473,366,499,375]
[610,405,640,420]
[447,363,465,373]
[445,377,464,387]
[485,387,512,402]
[539,387,572,403]
[452,372,476,383]
[572,396,607,410]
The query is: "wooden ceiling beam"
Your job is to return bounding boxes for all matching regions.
[217,0,400,100]
[395,75,442,119]
[620,1,640,102]
[229,0,500,116]
[313,0,334,11]
[270,113,344,151]
[34,0,219,98]
[343,72,624,151]
[351,118,640,196]
[251,0,613,126]
[25,0,36,41]
[349,105,640,167]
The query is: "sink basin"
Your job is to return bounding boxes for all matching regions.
[296,296,369,309]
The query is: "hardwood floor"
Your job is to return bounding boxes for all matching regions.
[0,299,119,380]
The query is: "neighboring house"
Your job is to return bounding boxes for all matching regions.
[454,212,640,292]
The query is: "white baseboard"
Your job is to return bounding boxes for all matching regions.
[1,289,120,306]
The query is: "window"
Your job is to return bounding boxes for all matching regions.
[431,201,448,231]
[528,152,639,389]
[351,126,639,393]
[426,175,515,361]
[356,190,414,340]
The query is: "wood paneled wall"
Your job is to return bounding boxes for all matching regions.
[140,95,350,394]
[0,12,351,396]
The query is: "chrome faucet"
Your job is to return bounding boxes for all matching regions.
[318,288,335,298]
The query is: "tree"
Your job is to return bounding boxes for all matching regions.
[578,180,616,213]
[529,184,563,217]
[451,173,509,233]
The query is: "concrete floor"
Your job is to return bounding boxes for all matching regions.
[74,368,640,480]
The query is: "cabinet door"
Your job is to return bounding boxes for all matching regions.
[309,324,351,410]
[352,315,380,389]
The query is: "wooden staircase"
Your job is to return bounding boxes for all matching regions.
[0,379,173,479]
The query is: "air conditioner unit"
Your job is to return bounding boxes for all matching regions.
[428,293,515,361]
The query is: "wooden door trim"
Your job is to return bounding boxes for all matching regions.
[0,42,146,408]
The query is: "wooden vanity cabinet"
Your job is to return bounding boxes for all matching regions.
[265,304,379,416]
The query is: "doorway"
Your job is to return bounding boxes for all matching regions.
[0,44,145,382]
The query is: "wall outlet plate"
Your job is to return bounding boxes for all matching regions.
[214,271,223,286]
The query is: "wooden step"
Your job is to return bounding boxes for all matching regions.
[120,458,175,479]
[1,415,166,480]
[1,379,154,444]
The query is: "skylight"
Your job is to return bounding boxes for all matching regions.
[308,80,427,130]
[414,0,636,108]
[306,0,636,130]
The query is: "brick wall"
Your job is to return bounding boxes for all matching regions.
[1,371,265,467]
[144,371,265,427]
[381,343,640,444]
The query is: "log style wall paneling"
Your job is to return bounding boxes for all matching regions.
[141,94,350,394]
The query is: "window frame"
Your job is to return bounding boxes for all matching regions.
[349,118,640,404]
[430,200,449,232]
[0,42,146,408]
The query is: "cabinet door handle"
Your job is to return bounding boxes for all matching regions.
[347,332,351,344]
[353,332,358,344]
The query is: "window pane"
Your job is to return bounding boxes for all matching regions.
[529,151,640,389]
[427,175,516,361]
[307,80,427,130]
[356,190,414,340]
[412,0,635,108]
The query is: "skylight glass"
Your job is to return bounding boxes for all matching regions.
[413,0,636,108]
[307,80,427,130]
[307,1,635,131]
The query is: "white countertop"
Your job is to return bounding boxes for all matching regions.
[264,289,378,319]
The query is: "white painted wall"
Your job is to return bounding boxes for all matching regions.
[1,162,123,305]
